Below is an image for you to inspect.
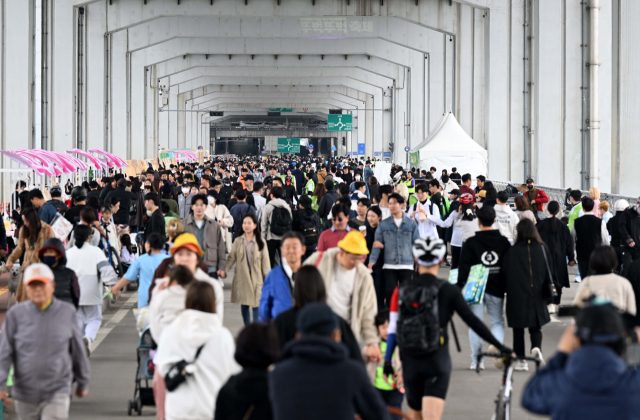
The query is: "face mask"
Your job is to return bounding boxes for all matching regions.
[527,185,534,190]
[182,188,190,194]
[146,210,153,217]
[171,170,176,174]
[42,256,57,268]
[207,196,215,205]
[355,175,361,181]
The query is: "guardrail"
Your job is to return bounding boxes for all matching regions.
[491,180,636,215]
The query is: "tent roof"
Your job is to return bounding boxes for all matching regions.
[411,113,487,160]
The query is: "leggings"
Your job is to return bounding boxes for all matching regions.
[451,246,461,269]
[513,327,542,358]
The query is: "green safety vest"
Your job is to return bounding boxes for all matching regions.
[306,179,315,195]
[404,180,415,194]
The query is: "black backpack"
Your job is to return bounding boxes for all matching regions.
[300,212,320,247]
[397,278,445,355]
[270,207,292,236]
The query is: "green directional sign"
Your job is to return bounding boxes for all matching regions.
[269,108,293,112]
[277,138,301,153]
[328,114,353,132]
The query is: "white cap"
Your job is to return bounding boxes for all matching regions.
[24,263,54,285]
[615,199,630,212]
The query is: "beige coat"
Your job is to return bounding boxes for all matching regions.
[7,222,55,301]
[226,235,271,307]
[304,248,378,346]
[573,273,637,315]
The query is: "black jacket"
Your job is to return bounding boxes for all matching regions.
[625,259,640,326]
[86,189,101,202]
[40,238,80,308]
[219,186,234,207]
[105,186,132,225]
[607,213,625,248]
[318,190,339,221]
[215,368,273,420]
[620,207,640,249]
[273,307,363,363]
[46,199,68,216]
[574,215,604,261]
[501,241,552,329]
[98,185,114,207]
[269,336,387,420]
[64,204,87,225]
[145,208,166,239]
[537,217,574,289]
[292,209,321,249]
[458,230,511,297]
[368,184,379,200]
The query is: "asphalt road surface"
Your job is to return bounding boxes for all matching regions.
[1,265,581,420]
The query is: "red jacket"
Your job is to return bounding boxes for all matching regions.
[527,188,549,212]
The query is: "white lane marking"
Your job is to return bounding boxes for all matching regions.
[92,293,138,352]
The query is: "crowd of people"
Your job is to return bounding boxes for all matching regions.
[0,153,640,420]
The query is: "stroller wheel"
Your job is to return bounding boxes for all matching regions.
[136,399,142,415]
[128,400,134,416]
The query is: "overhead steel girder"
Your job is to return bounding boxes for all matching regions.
[167,66,393,92]
[194,92,365,111]
[176,76,383,97]
[132,37,423,70]
[123,16,449,56]
[188,87,369,108]
[155,54,403,82]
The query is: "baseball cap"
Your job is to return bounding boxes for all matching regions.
[24,263,54,285]
[526,178,535,184]
[182,181,190,187]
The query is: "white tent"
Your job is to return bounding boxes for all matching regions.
[411,113,487,177]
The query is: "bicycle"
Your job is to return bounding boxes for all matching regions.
[99,221,123,307]
[476,350,542,420]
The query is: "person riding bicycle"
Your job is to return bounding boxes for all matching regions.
[522,302,640,420]
[383,237,510,420]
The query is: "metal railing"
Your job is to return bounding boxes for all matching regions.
[491,180,636,215]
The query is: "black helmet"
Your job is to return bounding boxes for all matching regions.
[71,186,87,202]
[49,185,62,197]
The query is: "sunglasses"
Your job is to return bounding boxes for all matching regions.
[335,217,345,222]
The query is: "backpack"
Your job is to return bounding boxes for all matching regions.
[300,212,320,247]
[397,278,445,355]
[270,206,292,236]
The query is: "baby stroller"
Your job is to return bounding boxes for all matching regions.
[128,328,156,416]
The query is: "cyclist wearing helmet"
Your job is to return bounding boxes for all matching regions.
[383,237,509,420]
[47,185,68,216]
[522,303,640,420]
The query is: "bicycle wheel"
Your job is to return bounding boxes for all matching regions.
[492,390,508,420]
[108,246,123,278]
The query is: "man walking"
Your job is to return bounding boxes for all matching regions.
[184,194,227,279]
[177,181,193,220]
[572,198,610,279]
[0,263,90,419]
[493,190,519,243]
[261,187,294,268]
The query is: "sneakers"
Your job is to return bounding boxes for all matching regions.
[83,337,92,356]
[573,275,582,283]
[470,361,485,370]
[514,360,529,371]
[487,345,504,369]
[532,347,546,367]
[547,304,556,314]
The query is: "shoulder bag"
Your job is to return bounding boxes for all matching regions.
[165,344,205,392]
[541,245,559,300]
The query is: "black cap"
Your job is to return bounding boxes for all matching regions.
[296,303,338,336]
[182,181,190,187]
[526,178,535,184]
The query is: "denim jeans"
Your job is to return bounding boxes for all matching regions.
[241,305,260,325]
[469,294,505,363]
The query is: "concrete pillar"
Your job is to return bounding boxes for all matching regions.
[110,30,128,157]
[596,0,612,193]
[365,94,374,159]
[130,53,145,159]
[177,92,187,149]
[509,0,525,182]
[158,77,169,150]
[85,1,105,152]
[168,85,178,149]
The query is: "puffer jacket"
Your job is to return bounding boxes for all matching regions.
[39,238,80,308]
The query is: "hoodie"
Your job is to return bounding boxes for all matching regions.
[522,346,640,420]
[269,336,388,420]
[39,238,80,308]
[492,204,519,243]
[155,309,241,420]
[457,230,511,296]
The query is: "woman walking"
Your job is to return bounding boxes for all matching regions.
[5,207,55,301]
[501,219,552,370]
[226,214,271,325]
[205,190,234,253]
[156,281,240,420]
[536,201,575,313]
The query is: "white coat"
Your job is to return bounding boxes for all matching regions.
[155,309,241,420]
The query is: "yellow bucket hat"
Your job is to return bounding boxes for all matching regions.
[337,231,370,255]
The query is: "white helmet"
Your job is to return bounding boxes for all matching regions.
[412,237,447,267]
[615,199,630,212]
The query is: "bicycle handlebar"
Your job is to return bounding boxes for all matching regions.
[476,351,542,373]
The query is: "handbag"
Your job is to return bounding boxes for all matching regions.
[462,264,489,305]
[50,213,73,240]
[164,344,205,392]
[540,246,559,300]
